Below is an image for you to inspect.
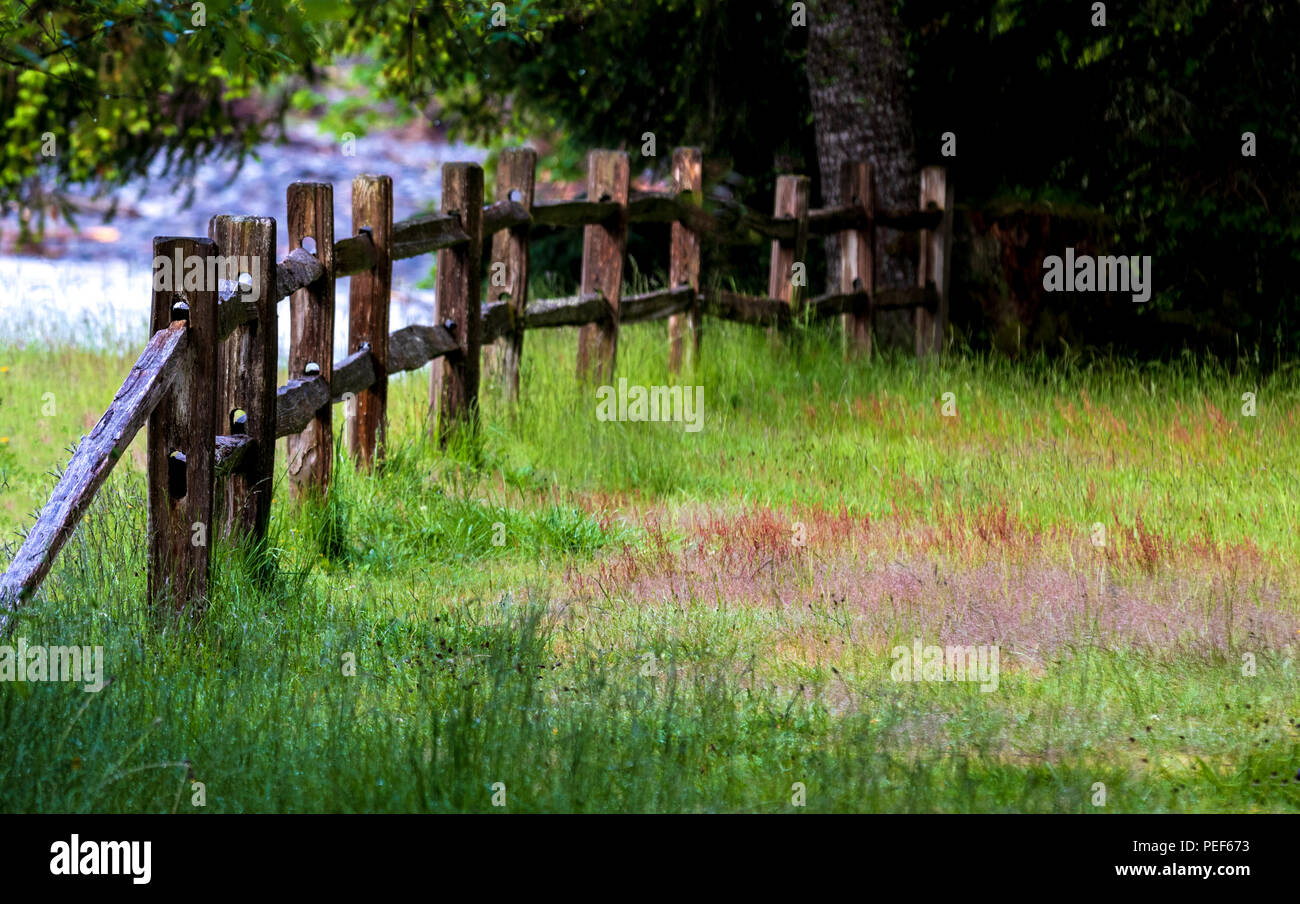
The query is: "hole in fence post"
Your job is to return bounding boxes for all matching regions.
[598,192,612,203]
[301,236,317,256]
[304,362,321,376]
[230,409,248,435]
[508,189,523,203]
[237,272,253,294]
[170,300,190,323]
[852,277,863,292]
[168,451,187,499]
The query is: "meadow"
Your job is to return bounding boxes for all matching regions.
[1,314,1298,813]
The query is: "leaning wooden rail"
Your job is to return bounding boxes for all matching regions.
[0,322,189,629]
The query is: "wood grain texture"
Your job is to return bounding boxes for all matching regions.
[389,324,458,373]
[768,175,810,309]
[286,182,334,498]
[330,344,376,402]
[481,200,531,237]
[0,323,187,633]
[703,290,793,327]
[431,163,483,444]
[391,212,470,260]
[210,215,277,544]
[216,295,258,340]
[576,150,629,381]
[937,171,954,355]
[276,377,331,439]
[523,293,605,329]
[530,199,620,228]
[914,166,952,357]
[668,147,703,373]
[622,286,694,324]
[332,232,377,277]
[275,347,377,443]
[347,174,393,469]
[486,287,691,334]
[214,434,253,477]
[274,247,326,301]
[481,300,511,345]
[148,236,218,620]
[839,162,874,358]
[487,148,536,402]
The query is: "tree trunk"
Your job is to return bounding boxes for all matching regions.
[806,0,918,345]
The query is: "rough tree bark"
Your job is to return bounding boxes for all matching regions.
[806,0,918,347]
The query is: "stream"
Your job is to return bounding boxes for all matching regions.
[0,118,486,360]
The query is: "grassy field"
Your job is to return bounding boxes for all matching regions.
[1,315,1298,813]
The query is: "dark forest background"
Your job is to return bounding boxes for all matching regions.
[3,0,1297,361]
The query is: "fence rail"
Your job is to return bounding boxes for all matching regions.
[0,147,952,632]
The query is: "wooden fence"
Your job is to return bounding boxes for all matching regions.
[0,147,952,630]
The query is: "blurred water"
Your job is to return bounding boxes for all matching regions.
[0,119,487,360]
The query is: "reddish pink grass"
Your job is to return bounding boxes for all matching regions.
[564,502,1298,666]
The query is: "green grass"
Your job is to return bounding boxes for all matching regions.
[1,315,1298,812]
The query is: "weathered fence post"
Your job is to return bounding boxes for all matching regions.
[286,182,334,498]
[668,146,702,374]
[431,162,484,444]
[840,162,874,358]
[210,215,277,543]
[489,148,536,401]
[576,149,629,382]
[348,174,393,469]
[915,165,953,357]
[148,236,218,620]
[768,174,810,310]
